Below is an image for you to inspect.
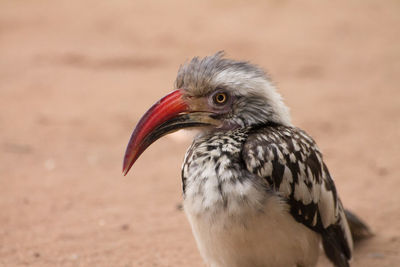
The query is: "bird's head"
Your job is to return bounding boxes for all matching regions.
[123,52,291,175]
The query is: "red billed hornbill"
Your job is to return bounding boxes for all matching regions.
[123,52,370,267]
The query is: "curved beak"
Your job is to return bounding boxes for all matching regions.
[122,89,217,175]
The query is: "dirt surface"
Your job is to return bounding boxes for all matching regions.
[1,0,399,266]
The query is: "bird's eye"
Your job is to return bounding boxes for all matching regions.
[213,92,228,105]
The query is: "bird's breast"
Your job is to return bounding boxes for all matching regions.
[181,129,269,217]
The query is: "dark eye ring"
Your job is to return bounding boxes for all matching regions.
[213,92,228,105]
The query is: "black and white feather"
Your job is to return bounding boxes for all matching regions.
[243,125,353,267]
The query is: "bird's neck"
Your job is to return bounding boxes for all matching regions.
[199,121,283,137]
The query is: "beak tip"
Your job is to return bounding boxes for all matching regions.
[122,162,131,176]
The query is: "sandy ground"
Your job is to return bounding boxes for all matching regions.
[1,0,399,266]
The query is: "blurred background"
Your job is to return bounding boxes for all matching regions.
[1,0,399,266]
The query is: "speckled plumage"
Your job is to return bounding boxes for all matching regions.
[182,125,352,267]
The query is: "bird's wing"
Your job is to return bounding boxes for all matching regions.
[242,125,353,267]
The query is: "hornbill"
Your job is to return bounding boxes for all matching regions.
[123,52,371,267]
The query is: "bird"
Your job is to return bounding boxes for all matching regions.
[122,52,371,267]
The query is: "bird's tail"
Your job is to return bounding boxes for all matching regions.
[321,208,372,267]
[344,209,373,242]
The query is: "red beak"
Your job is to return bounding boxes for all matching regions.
[123,89,188,175]
[122,89,217,176]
